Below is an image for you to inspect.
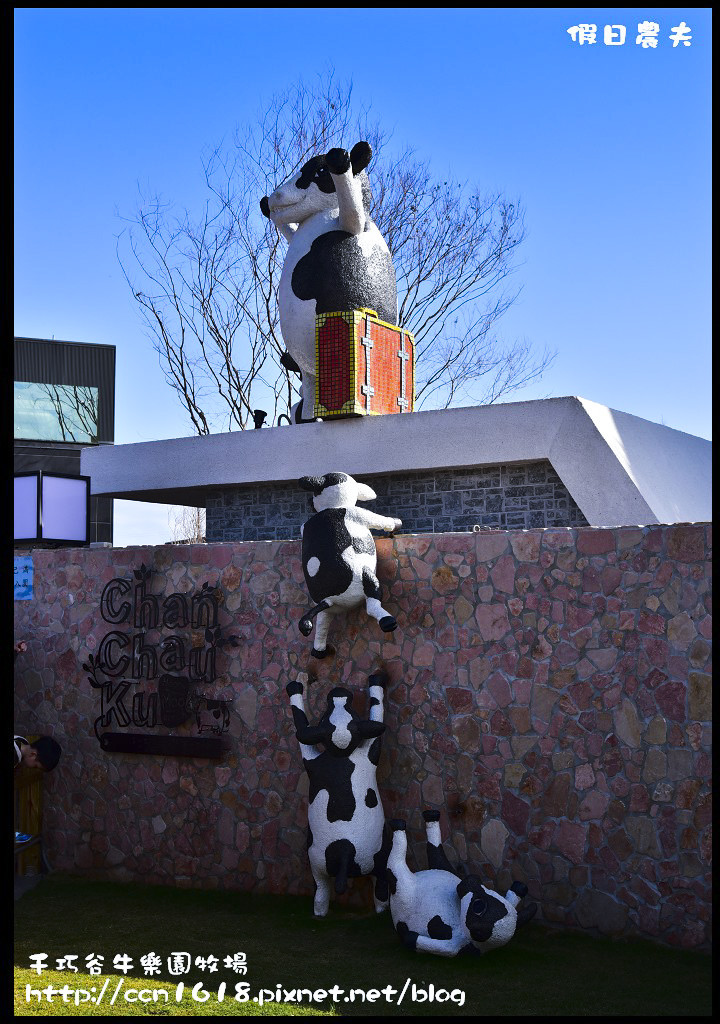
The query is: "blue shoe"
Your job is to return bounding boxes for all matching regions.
[15,832,33,843]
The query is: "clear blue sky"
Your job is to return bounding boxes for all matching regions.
[14,9,711,545]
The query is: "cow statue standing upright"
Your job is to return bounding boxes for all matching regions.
[261,141,397,423]
[286,671,392,917]
[387,812,538,957]
[298,472,401,658]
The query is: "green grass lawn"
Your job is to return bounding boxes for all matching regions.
[14,875,712,1017]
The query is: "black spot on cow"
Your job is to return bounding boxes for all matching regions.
[304,752,356,822]
[325,838,362,894]
[302,508,354,602]
[295,156,336,194]
[367,736,382,767]
[386,869,397,896]
[352,532,375,556]
[465,887,510,944]
[365,787,378,808]
[291,231,397,324]
[426,841,460,877]
[361,568,382,600]
[427,915,453,940]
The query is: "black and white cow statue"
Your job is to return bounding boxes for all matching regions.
[298,472,402,658]
[286,672,392,917]
[388,812,538,957]
[260,141,397,423]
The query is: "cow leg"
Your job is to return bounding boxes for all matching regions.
[361,569,397,633]
[299,600,330,637]
[387,819,414,890]
[372,823,393,913]
[422,809,457,874]
[310,609,334,659]
[300,374,317,423]
[311,863,332,918]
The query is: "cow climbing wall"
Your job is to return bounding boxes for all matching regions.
[12,522,712,951]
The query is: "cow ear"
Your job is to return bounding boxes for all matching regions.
[299,476,325,493]
[356,483,377,502]
[350,141,372,175]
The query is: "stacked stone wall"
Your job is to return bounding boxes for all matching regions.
[205,461,588,541]
[13,523,711,950]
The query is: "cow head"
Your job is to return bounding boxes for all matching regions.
[458,876,537,951]
[295,686,385,757]
[299,472,376,513]
[260,142,373,227]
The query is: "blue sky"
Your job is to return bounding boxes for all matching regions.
[14,9,711,545]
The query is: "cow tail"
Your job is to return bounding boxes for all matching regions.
[334,853,350,894]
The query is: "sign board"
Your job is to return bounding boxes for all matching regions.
[14,556,33,601]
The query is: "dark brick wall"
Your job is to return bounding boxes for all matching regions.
[205,461,588,542]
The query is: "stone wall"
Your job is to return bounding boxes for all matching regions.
[13,523,711,950]
[205,460,589,541]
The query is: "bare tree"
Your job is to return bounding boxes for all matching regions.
[119,72,553,433]
[168,505,206,544]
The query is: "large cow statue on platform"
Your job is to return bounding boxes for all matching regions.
[260,142,397,423]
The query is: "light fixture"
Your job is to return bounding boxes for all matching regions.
[14,471,90,546]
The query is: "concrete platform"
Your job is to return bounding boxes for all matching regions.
[81,397,712,528]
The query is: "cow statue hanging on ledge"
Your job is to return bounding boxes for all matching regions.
[260,141,397,423]
[286,672,392,917]
[388,812,538,957]
[298,472,401,658]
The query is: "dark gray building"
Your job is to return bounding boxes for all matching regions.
[14,337,116,544]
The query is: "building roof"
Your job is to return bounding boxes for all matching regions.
[80,396,711,527]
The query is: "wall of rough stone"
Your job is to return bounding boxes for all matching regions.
[205,460,589,541]
[13,523,711,950]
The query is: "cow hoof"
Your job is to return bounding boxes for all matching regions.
[389,818,407,832]
[299,618,313,636]
[368,670,388,689]
[379,616,397,633]
[325,147,351,175]
[311,645,334,660]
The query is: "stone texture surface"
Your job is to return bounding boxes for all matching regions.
[13,522,711,951]
[205,461,588,541]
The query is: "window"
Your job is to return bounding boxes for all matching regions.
[14,382,99,443]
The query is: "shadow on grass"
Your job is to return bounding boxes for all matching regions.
[13,875,712,1017]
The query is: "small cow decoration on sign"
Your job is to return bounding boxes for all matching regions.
[388,812,538,957]
[261,142,398,423]
[298,472,401,658]
[286,672,392,917]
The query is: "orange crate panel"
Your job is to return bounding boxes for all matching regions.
[314,309,415,419]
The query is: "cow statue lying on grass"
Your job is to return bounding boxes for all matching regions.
[260,141,397,423]
[298,472,401,658]
[388,811,538,957]
[286,672,392,918]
